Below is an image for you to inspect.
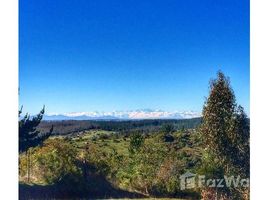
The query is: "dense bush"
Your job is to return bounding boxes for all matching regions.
[33,139,80,184]
[128,132,144,154]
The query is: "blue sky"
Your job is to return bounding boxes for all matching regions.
[19,0,249,115]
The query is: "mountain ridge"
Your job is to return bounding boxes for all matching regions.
[44,109,201,120]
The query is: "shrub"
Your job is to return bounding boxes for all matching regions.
[34,139,80,184]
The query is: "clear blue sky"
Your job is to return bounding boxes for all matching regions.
[19,0,249,115]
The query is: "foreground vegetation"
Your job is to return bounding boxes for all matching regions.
[19,128,202,199]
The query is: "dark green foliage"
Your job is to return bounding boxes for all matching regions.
[161,124,176,142]
[128,132,144,154]
[163,134,174,143]
[19,106,53,153]
[98,133,109,140]
[176,131,191,148]
[161,123,176,135]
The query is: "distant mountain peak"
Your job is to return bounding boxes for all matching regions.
[44,109,201,120]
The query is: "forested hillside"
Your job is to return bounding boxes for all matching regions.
[37,118,202,135]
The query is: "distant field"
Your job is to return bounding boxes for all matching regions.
[70,130,130,155]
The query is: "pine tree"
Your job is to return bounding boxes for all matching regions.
[19,106,53,182]
[19,106,53,153]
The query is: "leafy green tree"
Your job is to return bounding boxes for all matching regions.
[129,139,168,194]
[201,72,235,162]
[200,71,250,199]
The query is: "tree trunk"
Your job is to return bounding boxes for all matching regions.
[27,149,31,183]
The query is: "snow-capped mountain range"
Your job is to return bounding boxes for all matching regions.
[44,109,201,120]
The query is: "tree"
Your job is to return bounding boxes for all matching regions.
[19,106,53,153]
[201,72,236,167]
[161,124,175,143]
[128,139,168,195]
[200,71,250,199]
[228,105,250,177]
[19,106,53,183]
[128,132,144,154]
[161,123,175,135]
